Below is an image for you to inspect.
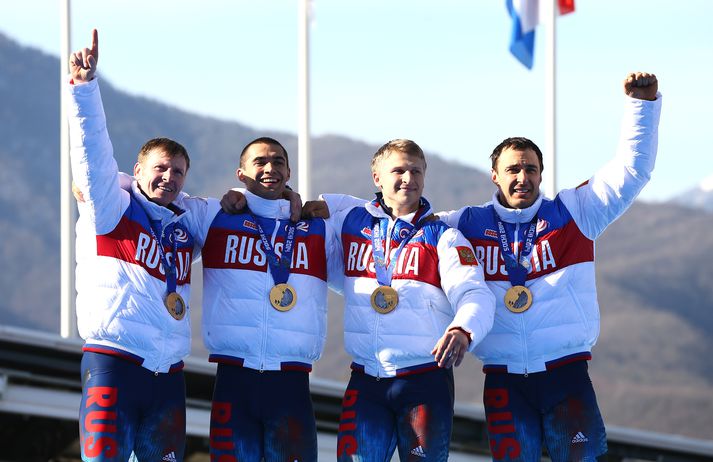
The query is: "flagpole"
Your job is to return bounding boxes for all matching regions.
[297,0,311,200]
[543,0,557,199]
[60,0,77,338]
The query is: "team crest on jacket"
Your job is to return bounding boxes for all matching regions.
[398,228,412,239]
[484,229,498,238]
[243,219,258,231]
[537,219,549,234]
[456,246,478,266]
[173,228,189,243]
[360,227,372,238]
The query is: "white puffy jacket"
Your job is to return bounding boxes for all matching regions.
[188,191,343,371]
[439,93,662,374]
[323,195,495,378]
[68,78,199,373]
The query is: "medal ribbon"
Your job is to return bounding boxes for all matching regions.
[494,211,538,287]
[251,213,296,285]
[132,190,181,296]
[147,219,179,294]
[371,214,424,287]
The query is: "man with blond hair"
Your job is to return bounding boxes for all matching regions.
[321,139,495,461]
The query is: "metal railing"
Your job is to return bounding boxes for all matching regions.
[1,324,711,461]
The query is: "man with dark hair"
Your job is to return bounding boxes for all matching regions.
[489,136,543,172]
[68,30,199,461]
[435,72,661,461]
[193,136,343,462]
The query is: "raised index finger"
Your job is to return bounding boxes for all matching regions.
[91,28,99,62]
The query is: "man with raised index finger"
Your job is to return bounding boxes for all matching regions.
[67,29,200,461]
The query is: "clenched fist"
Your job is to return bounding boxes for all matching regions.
[624,72,658,101]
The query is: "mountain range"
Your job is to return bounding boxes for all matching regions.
[1,33,711,441]
[672,173,713,213]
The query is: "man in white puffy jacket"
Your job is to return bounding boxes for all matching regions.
[68,30,199,461]
[436,73,660,462]
[321,139,495,462]
[190,137,343,462]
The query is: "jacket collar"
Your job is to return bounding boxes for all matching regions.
[366,192,433,224]
[491,191,544,224]
[244,190,292,220]
[131,181,187,227]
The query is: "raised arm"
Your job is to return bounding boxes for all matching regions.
[559,71,662,240]
[67,29,129,234]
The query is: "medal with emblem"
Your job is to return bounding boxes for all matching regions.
[371,285,399,314]
[165,292,187,320]
[270,283,297,312]
[504,285,532,313]
[494,212,539,314]
[369,198,429,314]
[251,214,299,313]
[142,218,189,322]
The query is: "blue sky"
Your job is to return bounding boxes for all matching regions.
[2,0,711,201]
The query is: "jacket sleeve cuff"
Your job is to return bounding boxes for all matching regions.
[447,326,472,345]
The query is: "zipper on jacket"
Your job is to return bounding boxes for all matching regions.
[157,310,169,378]
[373,310,381,381]
[373,217,393,384]
[259,286,268,371]
[520,313,529,372]
[157,221,175,377]
[261,217,281,372]
[259,277,270,371]
[512,221,532,371]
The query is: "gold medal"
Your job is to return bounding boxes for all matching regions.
[371,286,399,314]
[165,292,186,320]
[504,286,533,313]
[269,283,297,312]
